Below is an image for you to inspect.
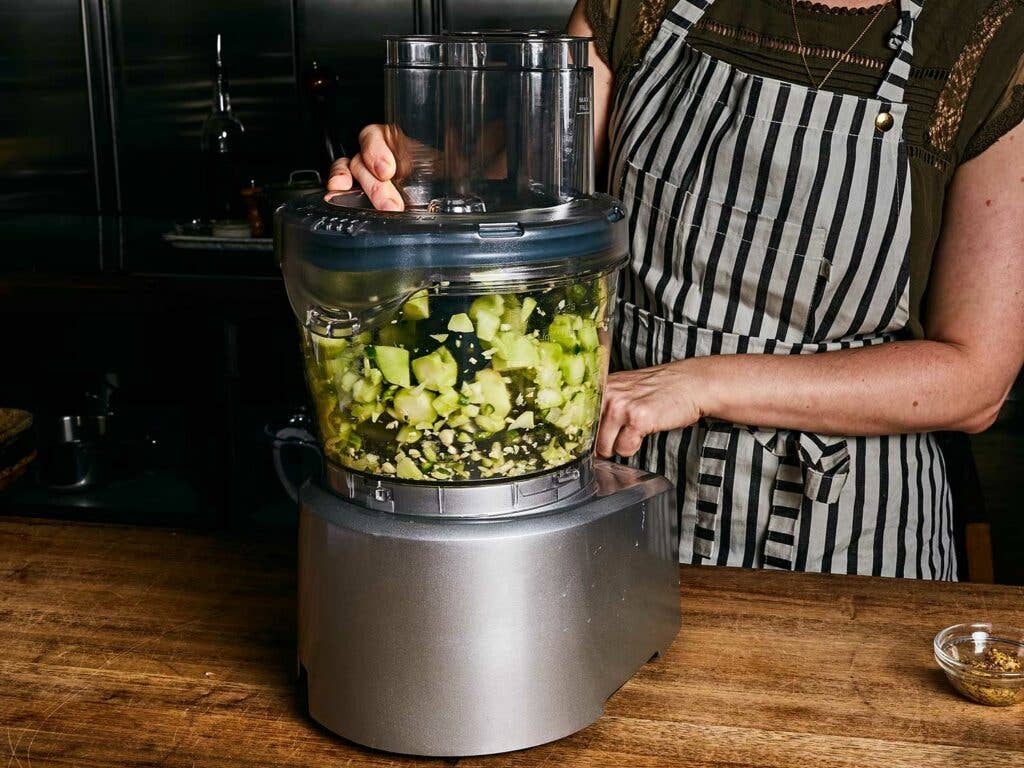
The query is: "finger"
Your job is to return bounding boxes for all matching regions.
[358,124,397,181]
[600,375,618,412]
[595,397,625,458]
[600,377,627,419]
[350,154,404,211]
[326,157,352,191]
[613,425,645,458]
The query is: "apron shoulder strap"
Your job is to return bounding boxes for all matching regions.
[876,0,925,104]
[663,0,716,39]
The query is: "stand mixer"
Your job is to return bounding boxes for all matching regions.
[276,31,680,757]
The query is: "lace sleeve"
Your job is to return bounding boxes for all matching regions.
[585,0,619,67]
[584,0,672,74]
[963,49,1024,161]
[928,0,1024,165]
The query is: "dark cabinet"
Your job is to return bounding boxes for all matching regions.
[0,0,105,270]
[0,0,96,214]
[108,0,299,219]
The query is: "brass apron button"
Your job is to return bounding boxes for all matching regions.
[875,111,895,132]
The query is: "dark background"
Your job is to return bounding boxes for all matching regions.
[0,0,1020,584]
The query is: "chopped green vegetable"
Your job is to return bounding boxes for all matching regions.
[396,456,425,480]
[536,387,564,409]
[475,414,506,433]
[520,297,537,324]
[534,362,562,389]
[374,345,411,387]
[412,346,458,391]
[469,295,505,341]
[500,297,526,333]
[396,425,422,444]
[447,313,474,333]
[508,411,535,430]
[490,331,540,370]
[393,388,436,425]
[337,369,361,392]
[422,442,439,463]
[447,412,471,428]
[352,377,382,404]
[378,321,417,348]
[403,289,430,320]
[350,401,384,422]
[473,309,500,342]
[324,354,354,381]
[547,314,581,350]
[561,354,586,387]
[578,322,600,351]
[539,341,563,364]
[548,390,599,434]
[469,294,504,320]
[431,388,460,417]
[312,335,350,360]
[541,439,575,466]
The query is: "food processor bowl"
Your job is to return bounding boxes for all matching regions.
[276,31,628,483]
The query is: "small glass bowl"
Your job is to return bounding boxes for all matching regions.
[934,623,1024,706]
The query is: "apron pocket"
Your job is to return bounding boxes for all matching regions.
[622,161,829,345]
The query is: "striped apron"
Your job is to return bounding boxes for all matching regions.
[608,0,957,579]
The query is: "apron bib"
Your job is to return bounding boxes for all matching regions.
[608,0,956,578]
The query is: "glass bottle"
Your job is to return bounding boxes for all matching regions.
[201,34,246,221]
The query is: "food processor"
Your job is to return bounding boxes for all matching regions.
[276,31,679,757]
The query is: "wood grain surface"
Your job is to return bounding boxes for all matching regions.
[1,517,1021,768]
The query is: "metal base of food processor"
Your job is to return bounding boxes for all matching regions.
[297,459,679,757]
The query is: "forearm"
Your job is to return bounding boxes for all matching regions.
[689,339,1010,436]
[598,96,1023,459]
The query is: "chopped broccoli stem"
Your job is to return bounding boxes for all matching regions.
[403,289,430,320]
[306,278,611,480]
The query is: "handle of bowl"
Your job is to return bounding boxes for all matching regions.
[267,414,321,504]
[288,169,323,186]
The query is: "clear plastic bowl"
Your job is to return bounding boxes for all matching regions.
[300,272,614,482]
[934,622,1024,706]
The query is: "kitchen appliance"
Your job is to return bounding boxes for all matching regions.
[276,32,679,757]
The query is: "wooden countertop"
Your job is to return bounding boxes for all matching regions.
[2,517,1021,767]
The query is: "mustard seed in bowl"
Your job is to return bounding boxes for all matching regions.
[934,623,1024,707]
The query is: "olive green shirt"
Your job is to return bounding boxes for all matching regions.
[586,0,1024,338]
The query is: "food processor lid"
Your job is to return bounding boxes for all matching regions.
[276,28,624,333]
[276,190,627,276]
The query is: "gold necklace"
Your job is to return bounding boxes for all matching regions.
[789,0,888,91]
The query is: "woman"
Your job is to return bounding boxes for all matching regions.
[331,0,1024,579]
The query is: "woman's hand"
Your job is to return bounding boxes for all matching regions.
[326,124,405,211]
[596,362,706,458]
